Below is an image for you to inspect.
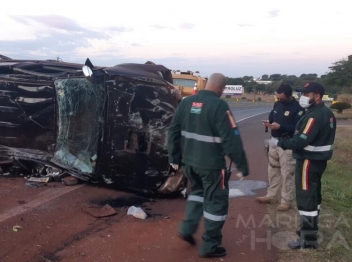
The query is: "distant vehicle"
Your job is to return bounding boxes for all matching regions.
[0,55,184,195]
[172,70,207,97]
[322,94,334,102]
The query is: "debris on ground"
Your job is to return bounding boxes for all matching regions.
[27,177,50,183]
[62,176,79,186]
[25,182,46,188]
[0,159,84,187]
[13,225,23,232]
[81,204,117,218]
[127,206,147,220]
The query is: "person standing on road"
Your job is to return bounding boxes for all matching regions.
[266,82,336,249]
[257,84,304,211]
[168,73,249,258]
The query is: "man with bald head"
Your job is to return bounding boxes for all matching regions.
[168,73,249,258]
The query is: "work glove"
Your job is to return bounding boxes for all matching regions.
[265,137,278,148]
[170,163,179,170]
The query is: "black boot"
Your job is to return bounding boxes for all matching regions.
[288,239,318,250]
[177,232,196,245]
[200,247,227,258]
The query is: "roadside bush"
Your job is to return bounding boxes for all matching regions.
[225,95,231,98]
[257,97,262,101]
[241,97,247,100]
[337,94,352,104]
[330,102,352,113]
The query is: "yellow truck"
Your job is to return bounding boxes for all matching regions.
[172,70,207,97]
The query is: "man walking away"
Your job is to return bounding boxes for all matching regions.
[168,73,249,258]
[266,82,336,249]
[257,84,304,211]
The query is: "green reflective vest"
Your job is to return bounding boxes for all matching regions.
[278,102,336,160]
[168,90,249,176]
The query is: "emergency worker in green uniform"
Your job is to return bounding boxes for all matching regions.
[168,73,249,258]
[266,82,336,249]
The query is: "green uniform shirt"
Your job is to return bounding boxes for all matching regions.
[278,102,336,160]
[168,90,249,176]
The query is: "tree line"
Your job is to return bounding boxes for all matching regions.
[225,55,352,97]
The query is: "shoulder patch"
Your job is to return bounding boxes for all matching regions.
[226,110,236,128]
[190,102,203,114]
[330,117,334,128]
[300,134,307,139]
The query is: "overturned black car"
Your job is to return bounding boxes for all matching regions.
[0,55,184,195]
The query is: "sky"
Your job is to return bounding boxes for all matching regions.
[1,0,352,78]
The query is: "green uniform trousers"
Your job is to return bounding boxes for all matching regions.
[296,159,327,243]
[179,165,229,256]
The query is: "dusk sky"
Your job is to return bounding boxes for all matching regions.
[1,0,351,78]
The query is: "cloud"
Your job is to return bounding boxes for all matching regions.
[2,15,134,61]
[268,9,280,18]
[10,15,104,38]
[179,23,195,30]
[237,24,253,27]
[107,26,133,33]
[150,25,170,30]
[0,31,92,61]
[12,15,86,32]
[253,52,275,56]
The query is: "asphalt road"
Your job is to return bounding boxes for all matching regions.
[0,101,277,262]
[230,101,272,123]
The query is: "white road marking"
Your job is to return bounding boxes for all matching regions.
[237,111,270,123]
[0,184,85,223]
[228,180,268,198]
[229,189,245,198]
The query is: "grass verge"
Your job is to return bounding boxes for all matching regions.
[270,126,352,262]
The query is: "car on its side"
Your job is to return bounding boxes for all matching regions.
[0,55,184,195]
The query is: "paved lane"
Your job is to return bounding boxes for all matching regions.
[229,101,272,123]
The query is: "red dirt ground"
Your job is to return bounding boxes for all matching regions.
[0,114,277,262]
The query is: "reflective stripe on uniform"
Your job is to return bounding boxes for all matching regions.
[302,159,310,190]
[299,210,318,217]
[203,211,227,221]
[187,195,204,203]
[318,204,321,210]
[304,145,332,152]
[181,131,222,143]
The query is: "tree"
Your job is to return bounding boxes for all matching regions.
[226,77,245,85]
[324,55,352,92]
[265,84,276,94]
[256,84,266,93]
[299,73,318,81]
[242,76,253,82]
[261,74,269,80]
[269,74,282,81]
[243,81,258,93]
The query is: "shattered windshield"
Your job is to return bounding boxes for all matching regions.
[52,78,105,175]
[173,79,196,87]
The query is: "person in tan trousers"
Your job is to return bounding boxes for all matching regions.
[257,84,304,211]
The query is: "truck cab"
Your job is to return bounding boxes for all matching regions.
[172,70,207,97]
